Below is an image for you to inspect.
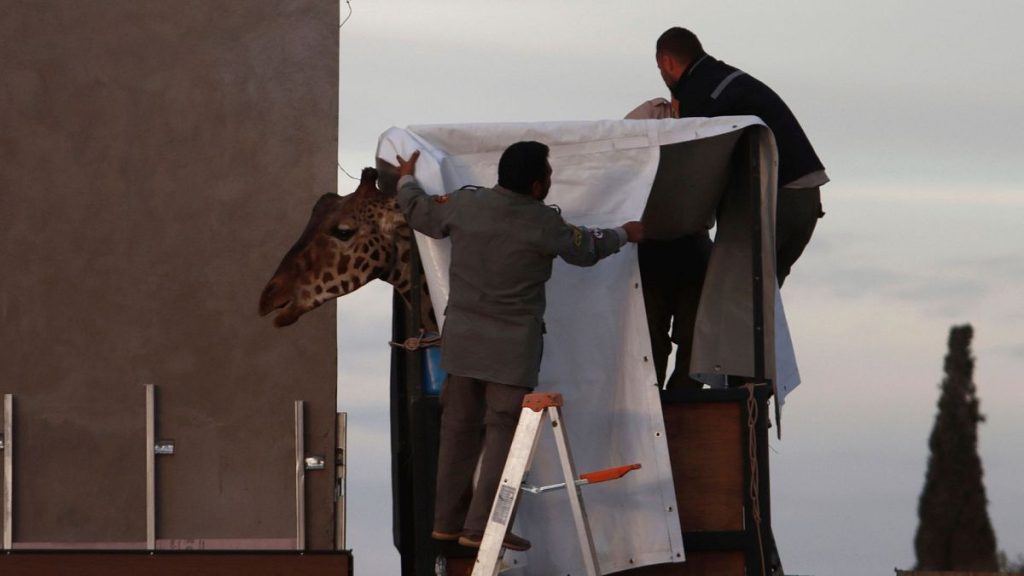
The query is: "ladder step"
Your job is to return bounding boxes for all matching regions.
[522,392,562,412]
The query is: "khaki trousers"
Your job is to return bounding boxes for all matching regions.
[433,374,529,534]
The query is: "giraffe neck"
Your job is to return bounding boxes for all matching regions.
[381,224,437,333]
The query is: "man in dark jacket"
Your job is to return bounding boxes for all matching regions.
[637,27,828,391]
[656,26,828,284]
[395,141,644,552]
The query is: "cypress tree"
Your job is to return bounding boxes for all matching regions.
[913,324,998,570]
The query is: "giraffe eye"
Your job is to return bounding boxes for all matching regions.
[330,227,356,242]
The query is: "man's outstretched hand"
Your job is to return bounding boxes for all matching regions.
[397,150,420,178]
[622,221,645,243]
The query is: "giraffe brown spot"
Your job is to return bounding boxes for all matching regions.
[337,255,350,271]
[301,289,312,300]
[400,250,410,263]
[323,271,335,282]
[369,249,380,261]
[315,285,323,295]
[328,285,341,294]
[353,256,365,270]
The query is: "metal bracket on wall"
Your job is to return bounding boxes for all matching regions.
[3,393,13,550]
[154,440,175,455]
[294,403,330,550]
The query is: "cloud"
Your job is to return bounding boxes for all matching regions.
[990,343,1024,360]
[798,257,990,319]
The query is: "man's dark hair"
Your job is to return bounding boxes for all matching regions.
[656,27,704,63]
[498,141,550,194]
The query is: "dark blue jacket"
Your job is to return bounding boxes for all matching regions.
[670,54,825,186]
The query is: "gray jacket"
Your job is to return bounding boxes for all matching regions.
[397,175,626,388]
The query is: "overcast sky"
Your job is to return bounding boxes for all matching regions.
[331,2,1024,574]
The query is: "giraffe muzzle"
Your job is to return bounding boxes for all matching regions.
[258,280,301,327]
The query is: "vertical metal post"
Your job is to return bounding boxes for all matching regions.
[146,384,156,550]
[3,394,13,550]
[295,400,306,550]
[334,412,347,550]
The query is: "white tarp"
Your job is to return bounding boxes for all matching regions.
[377,117,799,574]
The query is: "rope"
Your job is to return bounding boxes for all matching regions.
[745,383,768,576]
[339,0,353,30]
[388,328,441,351]
[338,162,359,181]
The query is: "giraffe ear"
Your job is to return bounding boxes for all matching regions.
[376,157,400,197]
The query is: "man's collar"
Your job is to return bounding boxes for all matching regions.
[494,184,535,201]
[670,53,711,96]
[685,53,710,78]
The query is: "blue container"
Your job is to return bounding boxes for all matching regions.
[421,344,446,396]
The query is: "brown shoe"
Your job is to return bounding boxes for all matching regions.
[431,530,461,542]
[458,530,531,552]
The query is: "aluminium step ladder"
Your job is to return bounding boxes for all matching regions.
[471,392,641,576]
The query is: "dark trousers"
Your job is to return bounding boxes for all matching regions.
[776,186,824,286]
[433,374,529,535]
[640,190,822,389]
[638,232,712,390]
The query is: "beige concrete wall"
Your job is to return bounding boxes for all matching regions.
[0,0,338,549]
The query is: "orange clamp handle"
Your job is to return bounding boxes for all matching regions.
[579,463,641,484]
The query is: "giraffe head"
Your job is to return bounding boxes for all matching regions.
[259,163,413,327]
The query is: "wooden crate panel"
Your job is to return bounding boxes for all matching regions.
[663,402,744,532]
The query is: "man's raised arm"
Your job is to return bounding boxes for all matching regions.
[395,150,453,239]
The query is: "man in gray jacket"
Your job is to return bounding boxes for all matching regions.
[396,141,643,551]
